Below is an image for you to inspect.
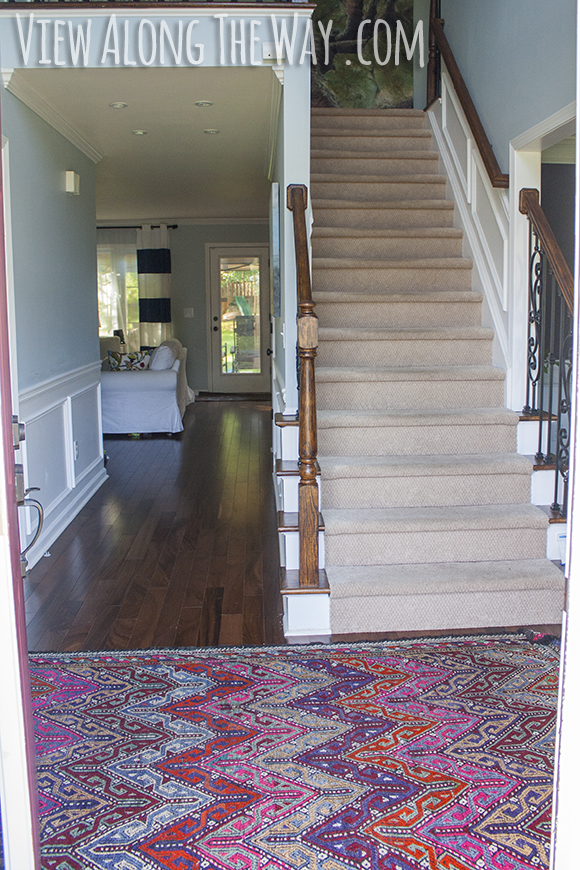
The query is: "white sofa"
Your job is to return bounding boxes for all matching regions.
[100,338,194,434]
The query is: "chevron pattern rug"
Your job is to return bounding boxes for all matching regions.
[31,636,559,870]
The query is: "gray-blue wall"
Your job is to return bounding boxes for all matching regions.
[170,223,269,391]
[440,0,576,172]
[2,91,98,391]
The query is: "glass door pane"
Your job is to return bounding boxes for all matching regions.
[219,256,261,376]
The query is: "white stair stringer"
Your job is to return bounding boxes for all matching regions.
[308,107,565,636]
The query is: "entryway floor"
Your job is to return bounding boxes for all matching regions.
[24,399,284,652]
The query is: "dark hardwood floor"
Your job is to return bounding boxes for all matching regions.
[25,399,284,652]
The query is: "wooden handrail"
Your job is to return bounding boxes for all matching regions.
[519,188,574,314]
[426,13,509,190]
[287,184,320,589]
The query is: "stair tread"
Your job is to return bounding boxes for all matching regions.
[318,453,532,478]
[312,173,446,184]
[311,149,439,160]
[313,198,454,210]
[312,227,463,238]
[323,503,548,534]
[311,128,432,139]
[318,326,493,340]
[327,559,565,597]
[314,289,482,303]
[312,107,425,117]
[313,256,472,269]
[317,407,518,427]
[316,365,505,383]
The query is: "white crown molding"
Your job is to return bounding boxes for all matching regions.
[97,217,268,227]
[1,69,102,164]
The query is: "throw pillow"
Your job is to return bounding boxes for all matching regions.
[150,344,178,371]
[108,350,152,371]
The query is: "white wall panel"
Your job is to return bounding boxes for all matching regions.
[443,89,469,196]
[472,165,507,308]
[71,385,103,485]
[18,363,106,568]
[429,70,510,372]
[24,404,69,517]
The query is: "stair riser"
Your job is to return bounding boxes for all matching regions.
[318,424,517,456]
[312,236,463,260]
[312,180,447,201]
[317,379,505,411]
[313,207,455,230]
[315,300,482,329]
[311,115,426,131]
[325,528,546,567]
[311,134,433,153]
[313,266,472,294]
[312,156,439,176]
[321,474,531,510]
[317,337,493,367]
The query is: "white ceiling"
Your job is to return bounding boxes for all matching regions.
[14,66,277,221]
[542,135,576,165]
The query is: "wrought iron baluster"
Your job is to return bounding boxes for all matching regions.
[553,307,572,517]
[520,187,574,522]
[544,266,558,464]
[524,222,544,417]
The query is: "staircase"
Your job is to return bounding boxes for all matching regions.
[309,106,565,636]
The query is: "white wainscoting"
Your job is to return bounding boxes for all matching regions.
[17,361,107,569]
[427,67,510,384]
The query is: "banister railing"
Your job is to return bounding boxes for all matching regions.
[426,0,509,189]
[520,188,574,519]
[287,184,320,588]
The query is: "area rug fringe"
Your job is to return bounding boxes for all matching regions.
[30,635,559,870]
[29,630,559,660]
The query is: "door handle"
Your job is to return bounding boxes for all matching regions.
[16,480,44,576]
[21,497,44,557]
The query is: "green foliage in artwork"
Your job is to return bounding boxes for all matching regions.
[311,0,415,109]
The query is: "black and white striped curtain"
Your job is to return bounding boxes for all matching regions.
[137,225,172,348]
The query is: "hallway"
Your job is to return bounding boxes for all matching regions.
[24,399,283,652]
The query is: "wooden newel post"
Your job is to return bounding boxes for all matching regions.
[425,0,442,109]
[287,184,320,589]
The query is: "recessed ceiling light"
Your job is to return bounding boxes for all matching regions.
[132,130,147,136]
[204,129,220,135]
[109,102,128,109]
[195,100,213,107]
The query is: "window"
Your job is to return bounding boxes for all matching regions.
[96,229,139,351]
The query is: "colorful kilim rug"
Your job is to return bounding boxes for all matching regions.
[30,636,560,870]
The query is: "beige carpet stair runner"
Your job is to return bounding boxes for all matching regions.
[310,106,564,635]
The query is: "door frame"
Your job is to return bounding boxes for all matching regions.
[205,243,271,393]
[0,125,41,868]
